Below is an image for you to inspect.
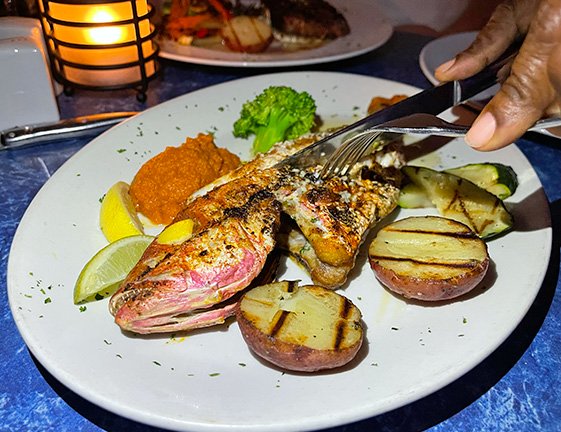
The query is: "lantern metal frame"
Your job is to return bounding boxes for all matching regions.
[37,0,160,102]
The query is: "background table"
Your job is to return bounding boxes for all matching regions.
[1,31,560,432]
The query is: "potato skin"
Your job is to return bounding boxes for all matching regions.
[237,312,362,372]
[369,259,489,301]
[368,216,490,301]
[236,283,363,372]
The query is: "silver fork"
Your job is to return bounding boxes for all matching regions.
[319,113,561,179]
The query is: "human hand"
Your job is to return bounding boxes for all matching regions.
[434,0,561,151]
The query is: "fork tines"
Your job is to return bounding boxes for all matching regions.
[319,130,384,179]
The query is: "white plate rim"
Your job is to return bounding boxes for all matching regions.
[7,71,552,432]
[158,0,393,67]
[419,31,478,86]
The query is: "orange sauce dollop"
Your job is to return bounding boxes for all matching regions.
[129,133,240,225]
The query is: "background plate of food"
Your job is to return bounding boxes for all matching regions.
[8,71,551,431]
[158,0,394,67]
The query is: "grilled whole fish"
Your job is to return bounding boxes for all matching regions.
[109,175,282,334]
[110,133,402,333]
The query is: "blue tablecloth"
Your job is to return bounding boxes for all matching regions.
[1,31,560,432]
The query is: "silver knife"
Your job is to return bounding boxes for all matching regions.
[280,44,519,168]
[0,111,138,150]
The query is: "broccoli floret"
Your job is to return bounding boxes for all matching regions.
[233,86,317,154]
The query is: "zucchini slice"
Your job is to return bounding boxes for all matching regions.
[398,182,434,209]
[444,163,518,199]
[402,165,514,239]
[398,162,518,208]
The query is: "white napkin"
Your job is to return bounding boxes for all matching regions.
[0,16,60,130]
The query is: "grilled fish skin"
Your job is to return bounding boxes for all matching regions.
[109,178,281,334]
[112,172,278,298]
[187,132,328,203]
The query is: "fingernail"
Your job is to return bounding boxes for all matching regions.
[435,58,456,75]
[466,112,496,148]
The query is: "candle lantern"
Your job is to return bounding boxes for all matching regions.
[37,0,159,102]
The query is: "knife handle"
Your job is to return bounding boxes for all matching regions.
[1,111,138,150]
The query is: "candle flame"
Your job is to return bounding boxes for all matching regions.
[86,8,125,45]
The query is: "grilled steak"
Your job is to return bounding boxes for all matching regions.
[263,0,350,41]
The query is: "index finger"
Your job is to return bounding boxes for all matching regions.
[435,0,539,82]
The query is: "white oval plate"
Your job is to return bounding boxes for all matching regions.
[159,0,393,67]
[8,71,552,432]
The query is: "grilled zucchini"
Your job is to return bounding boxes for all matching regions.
[236,281,363,372]
[402,165,513,239]
[369,216,489,301]
[444,163,518,199]
[397,182,433,208]
[399,163,518,208]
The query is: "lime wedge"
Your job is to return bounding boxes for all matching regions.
[100,181,144,243]
[74,235,153,304]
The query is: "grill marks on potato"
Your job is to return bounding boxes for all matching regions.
[369,216,490,301]
[373,255,483,270]
[371,224,484,273]
[382,225,479,239]
[237,281,364,371]
[267,290,356,351]
[334,298,354,351]
[270,309,290,338]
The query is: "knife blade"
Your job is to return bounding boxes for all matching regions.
[0,111,138,150]
[279,43,519,168]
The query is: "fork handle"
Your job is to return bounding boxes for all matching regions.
[371,115,561,137]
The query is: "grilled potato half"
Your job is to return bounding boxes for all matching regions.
[236,281,363,372]
[221,16,273,53]
[369,216,489,301]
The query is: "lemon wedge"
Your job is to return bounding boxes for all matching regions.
[156,219,195,245]
[74,235,153,304]
[100,181,144,243]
